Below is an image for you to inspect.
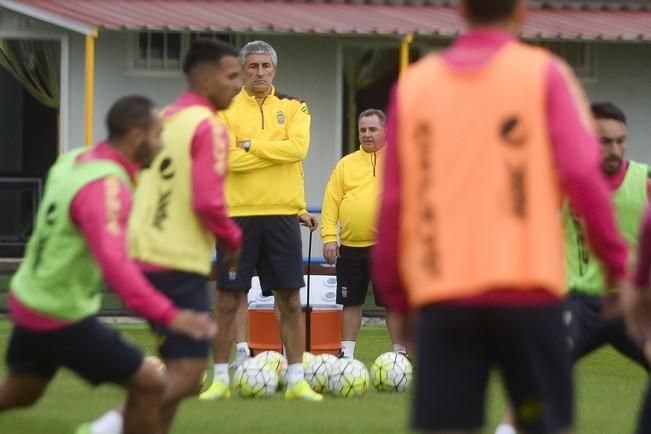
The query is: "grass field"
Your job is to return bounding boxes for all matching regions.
[0,321,647,434]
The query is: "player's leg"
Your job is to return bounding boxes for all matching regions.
[159,358,208,433]
[336,246,369,358]
[202,216,259,399]
[120,360,165,434]
[146,272,213,433]
[496,303,573,434]
[565,293,609,361]
[604,316,650,369]
[413,304,489,434]
[231,294,251,369]
[0,373,50,410]
[68,317,163,434]
[261,215,321,401]
[0,324,55,410]
[494,294,589,434]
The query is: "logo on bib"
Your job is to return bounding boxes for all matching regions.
[276,111,285,125]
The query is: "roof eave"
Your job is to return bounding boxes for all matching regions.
[0,0,94,35]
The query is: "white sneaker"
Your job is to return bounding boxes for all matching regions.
[229,349,251,371]
[495,424,517,434]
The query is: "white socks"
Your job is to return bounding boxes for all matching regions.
[90,410,123,434]
[341,341,356,358]
[495,424,517,434]
[235,342,250,355]
[393,343,407,354]
[286,363,304,387]
[213,363,230,385]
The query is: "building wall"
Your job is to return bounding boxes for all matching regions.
[5,5,651,263]
[584,42,651,165]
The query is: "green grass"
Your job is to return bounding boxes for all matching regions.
[0,322,646,434]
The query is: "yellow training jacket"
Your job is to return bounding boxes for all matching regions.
[320,146,385,247]
[218,87,310,216]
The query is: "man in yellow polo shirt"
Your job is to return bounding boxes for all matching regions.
[201,40,321,401]
[321,108,406,359]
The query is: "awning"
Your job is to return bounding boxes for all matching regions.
[3,0,651,40]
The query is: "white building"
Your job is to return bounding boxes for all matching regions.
[1,0,651,260]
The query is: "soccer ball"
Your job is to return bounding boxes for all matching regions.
[253,351,288,385]
[327,358,370,398]
[319,353,338,367]
[370,352,413,392]
[304,354,332,393]
[232,359,278,398]
[302,352,316,369]
[145,356,165,372]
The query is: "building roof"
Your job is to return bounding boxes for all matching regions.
[2,0,651,39]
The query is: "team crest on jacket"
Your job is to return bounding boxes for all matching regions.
[276,111,285,125]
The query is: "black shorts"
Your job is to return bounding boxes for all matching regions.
[6,317,143,385]
[216,216,304,296]
[413,302,573,433]
[565,292,648,368]
[336,246,383,307]
[146,271,212,360]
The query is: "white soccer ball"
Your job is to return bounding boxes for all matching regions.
[232,359,278,398]
[253,351,287,385]
[370,352,413,392]
[304,354,332,393]
[327,358,370,398]
[302,351,316,369]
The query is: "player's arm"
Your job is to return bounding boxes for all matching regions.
[321,162,344,264]
[217,111,277,173]
[247,101,310,163]
[371,87,409,314]
[546,57,628,284]
[191,118,243,252]
[71,177,178,324]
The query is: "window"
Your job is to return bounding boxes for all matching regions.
[132,32,236,72]
[135,32,182,70]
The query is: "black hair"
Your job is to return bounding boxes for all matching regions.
[591,102,627,125]
[106,95,155,141]
[464,0,519,24]
[182,38,239,76]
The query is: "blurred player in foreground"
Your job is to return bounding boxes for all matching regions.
[0,96,216,434]
[372,0,628,433]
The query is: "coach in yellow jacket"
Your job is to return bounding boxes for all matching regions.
[201,40,322,402]
[321,109,406,359]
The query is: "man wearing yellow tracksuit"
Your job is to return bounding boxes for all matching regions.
[201,40,321,402]
[321,109,406,359]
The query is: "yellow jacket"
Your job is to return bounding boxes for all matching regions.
[321,146,385,247]
[218,87,310,216]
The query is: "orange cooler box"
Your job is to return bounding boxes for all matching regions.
[247,275,342,356]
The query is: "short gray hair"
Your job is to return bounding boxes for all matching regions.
[239,40,278,67]
[358,108,386,126]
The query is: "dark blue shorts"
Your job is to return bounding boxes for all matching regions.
[336,246,384,307]
[216,216,304,296]
[413,303,572,433]
[565,292,648,368]
[146,271,211,360]
[6,317,143,385]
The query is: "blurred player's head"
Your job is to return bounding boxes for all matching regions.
[183,39,241,110]
[459,0,526,33]
[592,102,627,175]
[239,40,277,97]
[358,109,386,153]
[106,95,162,167]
